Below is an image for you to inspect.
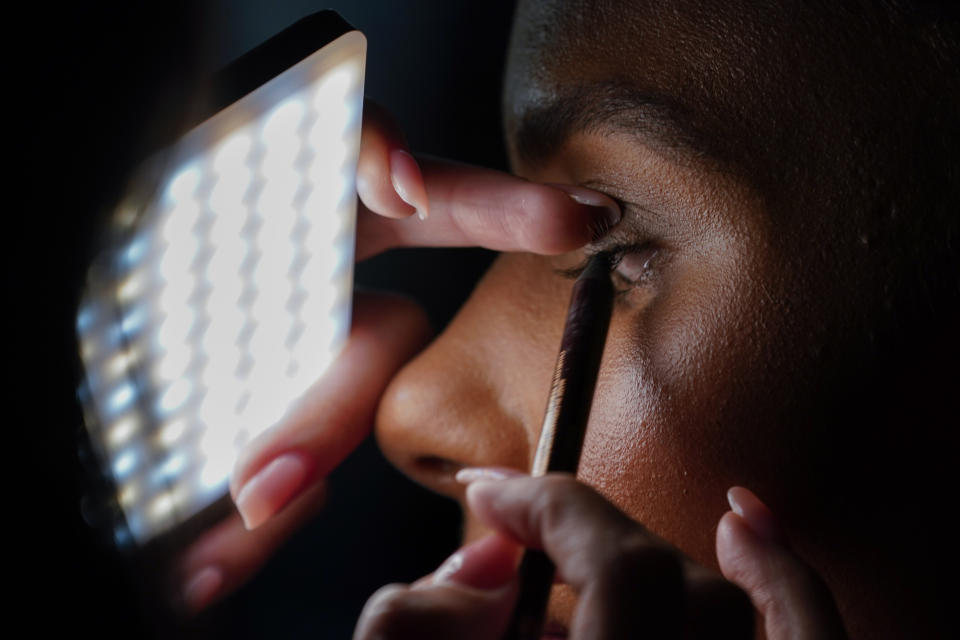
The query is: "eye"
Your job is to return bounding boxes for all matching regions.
[552,243,662,295]
[612,244,659,286]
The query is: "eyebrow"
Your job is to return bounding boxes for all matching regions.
[509,80,719,166]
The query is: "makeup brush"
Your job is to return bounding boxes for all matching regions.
[503,251,615,640]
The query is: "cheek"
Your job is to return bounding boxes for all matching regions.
[577,227,786,568]
[577,331,734,569]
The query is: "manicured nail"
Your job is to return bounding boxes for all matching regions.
[183,566,223,612]
[390,148,429,219]
[547,183,622,239]
[455,467,526,484]
[234,453,311,530]
[727,486,788,545]
[432,534,517,590]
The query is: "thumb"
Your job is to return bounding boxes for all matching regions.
[716,487,848,640]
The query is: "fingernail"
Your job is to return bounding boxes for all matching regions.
[390,148,429,219]
[455,467,526,484]
[726,486,788,545]
[182,566,223,612]
[234,453,311,530]
[433,534,517,590]
[547,183,622,239]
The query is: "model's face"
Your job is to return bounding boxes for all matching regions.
[376,0,916,631]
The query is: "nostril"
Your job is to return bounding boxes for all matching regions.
[411,455,466,495]
[414,455,462,476]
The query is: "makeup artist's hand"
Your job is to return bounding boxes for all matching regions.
[354,474,848,640]
[176,102,621,612]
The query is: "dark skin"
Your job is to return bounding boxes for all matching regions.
[184,1,957,637]
[375,1,957,637]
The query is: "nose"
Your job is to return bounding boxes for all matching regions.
[375,253,571,517]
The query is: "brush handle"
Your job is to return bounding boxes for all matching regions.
[502,551,556,640]
[502,253,614,640]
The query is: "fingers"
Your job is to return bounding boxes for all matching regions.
[356,101,427,219]
[717,487,848,640]
[178,481,327,612]
[229,291,431,530]
[462,473,753,639]
[354,475,844,639]
[355,102,621,260]
[356,159,621,260]
[353,534,519,640]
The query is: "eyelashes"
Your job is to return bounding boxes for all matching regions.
[554,243,661,295]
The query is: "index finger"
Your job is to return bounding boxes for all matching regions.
[356,159,622,261]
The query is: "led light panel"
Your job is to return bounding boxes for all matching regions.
[77,16,365,545]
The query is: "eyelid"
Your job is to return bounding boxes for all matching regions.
[556,185,665,282]
[553,243,649,280]
[582,199,660,255]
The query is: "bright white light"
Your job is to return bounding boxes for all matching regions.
[105,352,131,379]
[78,29,366,545]
[199,455,232,490]
[198,364,244,400]
[157,418,189,447]
[298,249,343,288]
[202,304,244,345]
[262,98,305,142]
[107,416,139,447]
[252,255,295,299]
[198,426,237,468]
[113,449,138,479]
[209,170,252,217]
[204,242,248,294]
[120,306,147,335]
[166,164,202,205]
[123,235,149,266]
[108,382,136,414]
[158,378,192,414]
[147,492,176,524]
[158,236,199,281]
[154,341,192,383]
[155,308,196,352]
[162,200,202,245]
[256,174,302,214]
[213,131,253,175]
[196,398,235,433]
[118,270,148,302]
[153,453,187,484]
[260,139,302,181]
[305,144,349,186]
[311,63,356,112]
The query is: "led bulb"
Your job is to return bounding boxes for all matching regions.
[77,14,365,545]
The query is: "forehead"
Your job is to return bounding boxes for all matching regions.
[503,0,896,194]
[505,1,779,122]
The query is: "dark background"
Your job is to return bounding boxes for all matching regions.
[13,1,516,637]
